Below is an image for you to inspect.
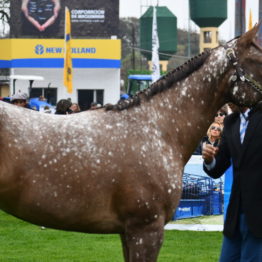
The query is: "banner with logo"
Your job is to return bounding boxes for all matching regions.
[10,0,119,38]
[0,39,121,68]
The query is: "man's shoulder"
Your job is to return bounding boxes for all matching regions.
[224,112,239,124]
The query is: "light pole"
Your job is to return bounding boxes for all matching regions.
[259,0,262,45]
[187,0,191,58]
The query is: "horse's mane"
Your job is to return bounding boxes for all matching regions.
[105,50,211,111]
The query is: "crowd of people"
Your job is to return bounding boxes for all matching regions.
[0,91,102,114]
[193,105,228,155]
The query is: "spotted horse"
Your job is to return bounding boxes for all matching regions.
[0,24,261,262]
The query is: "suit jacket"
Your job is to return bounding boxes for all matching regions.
[204,109,262,238]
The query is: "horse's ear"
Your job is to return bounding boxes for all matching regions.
[238,21,261,47]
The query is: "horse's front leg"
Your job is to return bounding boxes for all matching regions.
[120,233,129,262]
[121,219,165,262]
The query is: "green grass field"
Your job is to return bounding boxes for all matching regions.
[0,211,222,262]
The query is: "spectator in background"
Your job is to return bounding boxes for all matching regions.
[11,92,31,109]
[70,103,81,113]
[193,105,228,155]
[193,122,223,155]
[55,99,72,114]
[202,122,223,149]
[214,105,228,126]
[43,105,52,114]
[90,102,101,110]
[39,95,46,101]
[1,97,11,103]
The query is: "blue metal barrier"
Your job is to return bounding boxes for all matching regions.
[224,165,233,219]
[173,171,223,220]
[174,199,206,219]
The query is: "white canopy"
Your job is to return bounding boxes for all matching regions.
[9,75,44,81]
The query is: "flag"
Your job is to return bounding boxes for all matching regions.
[151,6,160,83]
[64,6,73,94]
[248,9,253,30]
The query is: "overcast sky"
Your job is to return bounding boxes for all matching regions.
[119,0,259,41]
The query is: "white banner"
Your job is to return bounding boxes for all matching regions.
[151,6,160,83]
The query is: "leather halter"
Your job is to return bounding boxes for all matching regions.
[225,45,262,95]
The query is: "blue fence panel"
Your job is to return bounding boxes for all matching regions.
[174,199,206,219]
[224,165,233,219]
[173,171,223,220]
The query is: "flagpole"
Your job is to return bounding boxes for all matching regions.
[248,9,253,31]
[259,0,262,45]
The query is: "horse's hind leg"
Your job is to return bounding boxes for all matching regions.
[121,220,164,262]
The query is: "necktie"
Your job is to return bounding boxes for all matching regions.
[239,110,250,143]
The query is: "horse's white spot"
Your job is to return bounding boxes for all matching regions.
[168,189,172,194]
[171,183,176,189]
[54,192,58,197]
[233,86,239,95]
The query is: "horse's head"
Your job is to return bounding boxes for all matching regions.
[226,22,262,107]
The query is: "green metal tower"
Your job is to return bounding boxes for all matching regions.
[140,6,177,70]
[189,0,227,51]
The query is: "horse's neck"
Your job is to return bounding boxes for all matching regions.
[141,47,230,163]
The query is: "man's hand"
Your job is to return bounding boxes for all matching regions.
[202,143,219,164]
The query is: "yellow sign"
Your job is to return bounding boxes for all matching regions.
[0,38,121,68]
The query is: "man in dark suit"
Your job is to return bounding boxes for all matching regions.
[202,105,262,262]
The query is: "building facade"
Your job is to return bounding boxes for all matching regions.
[0,38,121,110]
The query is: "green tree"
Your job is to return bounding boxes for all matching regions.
[119,17,149,83]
